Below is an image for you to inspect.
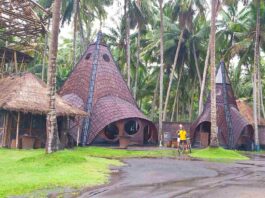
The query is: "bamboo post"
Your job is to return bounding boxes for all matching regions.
[29,114,32,136]
[3,112,9,147]
[16,112,20,148]
[76,122,80,146]
[1,113,6,147]
[14,51,18,73]
[0,50,5,78]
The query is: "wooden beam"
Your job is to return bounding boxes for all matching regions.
[14,51,17,73]
[16,112,20,148]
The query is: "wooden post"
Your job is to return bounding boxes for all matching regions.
[29,114,32,136]
[16,112,20,149]
[3,112,9,147]
[76,118,80,146]
[14,51,18,73]
[1,113,6,147]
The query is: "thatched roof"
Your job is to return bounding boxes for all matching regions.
[0,73,87,117]
[59,42,156,144]
[236,99,265,125]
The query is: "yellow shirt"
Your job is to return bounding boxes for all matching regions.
[178,130,187,141]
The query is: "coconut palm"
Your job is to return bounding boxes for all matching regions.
[209,0,219,147]
[46,0,62,153]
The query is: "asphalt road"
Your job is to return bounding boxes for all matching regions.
[78,155,265,198]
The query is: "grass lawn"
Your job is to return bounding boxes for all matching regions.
[189,147,249,161]
[0,147,177,197]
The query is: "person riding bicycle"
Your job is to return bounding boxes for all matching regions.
[177,124,187,148]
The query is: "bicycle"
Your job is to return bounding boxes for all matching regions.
[177,138,192,155]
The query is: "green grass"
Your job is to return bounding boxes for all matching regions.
[189,147,249,161]
[0,147,177,197]
[75,146,178,158]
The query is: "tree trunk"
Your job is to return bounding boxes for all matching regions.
[260,81,265,118]
[198,42,210,114]
[159,0,164,146]
[192,41,202,87]
[42,30,48,81]
[189,79,196,122]
[125,0,131,88]
[73,0,78,66]
[209,0,219,148]
[163,30,184,121]
[253,0,260,151]
[77,0,85,52]
[170,64,183,121]
[134,23,141,99]
[151,74,159,121]
[46,0,62,154]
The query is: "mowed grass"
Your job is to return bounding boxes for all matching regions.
[0,147,177,197]
[189,147,249,161]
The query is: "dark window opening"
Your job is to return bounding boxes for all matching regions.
[144,125,151,143]
[124,120,139,135]
[104,124,119,140]
[85,53,91,60]
[103,54,110,62]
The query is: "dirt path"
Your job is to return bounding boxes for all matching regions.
[78,155,265,198]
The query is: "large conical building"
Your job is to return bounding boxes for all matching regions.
[191,62,254,150]
[59,33,157,146]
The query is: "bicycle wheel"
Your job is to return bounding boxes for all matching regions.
[178,144,184,155]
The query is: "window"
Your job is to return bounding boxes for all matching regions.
[85,53,92,60]
[124,120,139,135]
[103,54,110,62]
[104,123,119,140]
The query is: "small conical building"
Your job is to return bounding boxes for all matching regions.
[59,33,158,146]
[191,62,254,150]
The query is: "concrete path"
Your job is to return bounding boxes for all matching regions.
[78,155,265,198]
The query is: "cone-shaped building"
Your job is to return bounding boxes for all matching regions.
[59,34,158,146]
[191,62,254,150]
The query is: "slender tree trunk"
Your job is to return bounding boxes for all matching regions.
[73,0,78,66]
[134,24,141,99]
[46,0,61,154]
[42,31,48,81]
[257,47,261,122]
[209,0,219,148]
[134,0,141,99]
[125,0,131,88]
[151,74,159,121]
[77,0,85,51]
[163,30,184,121]
[192,41,202,87]
[170,64,183,121]
[199,42,210,114]
[253,0,260,151]
[159,0,164,146]
[260,82,265,118]
[189,79,196,122]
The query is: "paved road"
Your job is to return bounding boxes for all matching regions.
[78,155,265,198]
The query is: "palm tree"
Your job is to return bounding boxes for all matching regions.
[46,0,62,153]
[209,0,219,147]
[253,0,260,151]
[158,0,164,146]
[125,0,131,88]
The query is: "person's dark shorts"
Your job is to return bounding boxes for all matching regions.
[180,140,187,144]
